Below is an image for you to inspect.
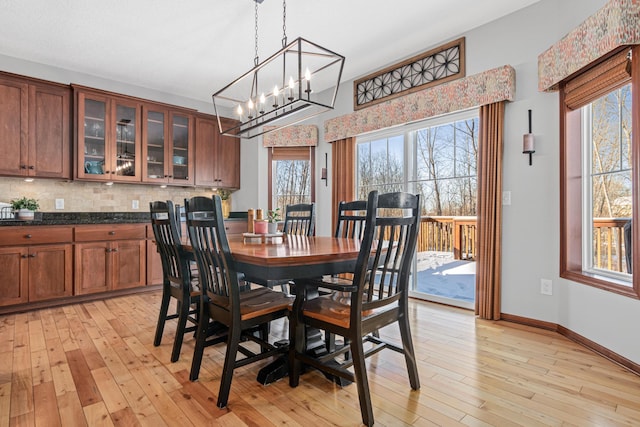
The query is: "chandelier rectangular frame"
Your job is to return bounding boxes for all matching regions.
[213,36,345,139]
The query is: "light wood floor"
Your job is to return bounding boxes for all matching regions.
[2,292,640,427]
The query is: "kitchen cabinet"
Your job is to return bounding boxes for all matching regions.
[74,224,146,295]
[146,225,164,286]
[142,105,194,185]
[0,226,73,306]
[195,115,240,188]
[0,73,71,179]
[75,87,142,183]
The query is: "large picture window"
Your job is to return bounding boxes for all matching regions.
[560,47,638,297]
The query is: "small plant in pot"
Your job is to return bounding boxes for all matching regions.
[267,208,281,234]
[11,197,39,220]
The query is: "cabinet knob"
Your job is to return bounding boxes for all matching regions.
[105,248,112,253]
[21,254,28,258]
[29,253,36,258]
[28,165,35,170]
[108,231,116,235]
[25,234,32,239]
[20,164,27,169]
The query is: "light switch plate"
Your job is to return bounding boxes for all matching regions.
[132,200,139,209]
[502,191,511,205]
[55,199,64,210]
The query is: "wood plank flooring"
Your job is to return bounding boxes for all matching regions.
[1,291,640,426]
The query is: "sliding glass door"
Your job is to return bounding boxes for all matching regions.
[356,109,478,309]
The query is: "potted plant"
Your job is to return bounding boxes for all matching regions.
[218,189,232,218]
[267,208,281,234]
[11,197,39,220]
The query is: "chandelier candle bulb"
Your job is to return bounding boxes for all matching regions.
[305,68,311,95]
[288,76,295,101]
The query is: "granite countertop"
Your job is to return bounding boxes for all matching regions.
[0,212,151,226]
[0,212,249,226]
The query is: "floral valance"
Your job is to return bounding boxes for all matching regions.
[324,65,515,142]
[262,125,318,147]
[538,0,640,92]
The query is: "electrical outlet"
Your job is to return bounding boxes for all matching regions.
[55,199,64,210]
[132,200,139,209]
[541,279,553,295]
[502,191,511,205]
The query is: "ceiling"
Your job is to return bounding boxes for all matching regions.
[0,0,540,105]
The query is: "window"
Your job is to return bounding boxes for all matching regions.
[356,109,478,216]
[356,134,404,198]
[411,115,478,216]
[560,47,638,297]
[268,146,315,212]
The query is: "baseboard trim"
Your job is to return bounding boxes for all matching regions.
[501,312,640,376]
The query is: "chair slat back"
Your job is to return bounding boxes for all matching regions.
[150,200,189,284]
[335,200,367,240]
[185,196,239,309]
[353,191,421,313]
[283,203,316,236]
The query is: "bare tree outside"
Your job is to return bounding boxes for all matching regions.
[415,118,478,216]
[357,136,404,200]
[356,116,478,217]
[587,84,632,275]
[273,159,311,212]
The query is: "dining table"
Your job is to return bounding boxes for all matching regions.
[183,233,363,384]
[228,234,363,384]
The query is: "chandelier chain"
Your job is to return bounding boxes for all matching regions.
[254,0,259,66]
[281,0,287,47]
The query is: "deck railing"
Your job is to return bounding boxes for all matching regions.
[418,216,477,261]
[593,217,631,273]
[417,216,631,273]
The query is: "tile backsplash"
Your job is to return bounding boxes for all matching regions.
[0,177,219,212]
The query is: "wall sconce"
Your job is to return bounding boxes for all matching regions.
[321,153,328,186]
[523,109,535,166]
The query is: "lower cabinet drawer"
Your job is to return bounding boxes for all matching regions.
[0,226,73,246]
[75,224,146,242]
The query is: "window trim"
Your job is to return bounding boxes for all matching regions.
[559,45,640,299]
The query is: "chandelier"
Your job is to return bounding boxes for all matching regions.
[212,0,345,139]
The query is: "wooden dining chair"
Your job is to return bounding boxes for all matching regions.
[325,199,369,353]
[150,200,200,363]
[334,199,367,240]
[288,191,421,427]
[283,202,316,236]
[185,195,294,408]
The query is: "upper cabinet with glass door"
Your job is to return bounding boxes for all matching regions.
[75,88,141,182]
[142,105,194,185]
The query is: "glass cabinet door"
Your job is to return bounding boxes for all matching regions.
[171,113,190,182]
[114,104,138,178]
[82,98,107,178]
[145,109,167,181]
